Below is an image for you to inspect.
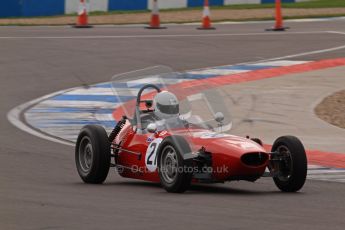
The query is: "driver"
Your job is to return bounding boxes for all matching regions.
[153,91,179,120]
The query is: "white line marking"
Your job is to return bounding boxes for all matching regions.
[251,60,310,66]
[95,113,115,122]
[180,32,345,71]
[327,31,345,35]
[308,174,345,180]
[64,88,114,95]
[261,44,345,62]
[25,111,101,121]
[38,100,118,108]
[307,165,345,183]
[308,169,345,175]
[7,91,75,147]
[0,31,333,40]
[287,17,345,22]
[188,69,248,75]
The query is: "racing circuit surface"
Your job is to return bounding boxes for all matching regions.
[1,20,345,229]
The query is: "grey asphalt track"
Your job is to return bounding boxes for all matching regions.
[1,20,345,230]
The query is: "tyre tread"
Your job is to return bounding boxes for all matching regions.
[75,125,111,184]
[271,135,307,192]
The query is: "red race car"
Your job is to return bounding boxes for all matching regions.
[75,66,307,193]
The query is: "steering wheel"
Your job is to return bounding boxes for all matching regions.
[136,84,161,106]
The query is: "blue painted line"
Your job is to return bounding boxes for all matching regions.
[184,73,219,79]
[35,120,116,128]
[51,94,135,103]
[125,83,166,88]
[92,82,166,89]
[29,107,115,114]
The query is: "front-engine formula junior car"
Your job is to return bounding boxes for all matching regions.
[75,66,307,193]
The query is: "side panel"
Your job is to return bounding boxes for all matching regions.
[117,128,161,182]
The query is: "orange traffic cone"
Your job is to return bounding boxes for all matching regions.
[146,0,166,29]
[198,0,215,30]
[266,0,288,31]
[74,0,92,28]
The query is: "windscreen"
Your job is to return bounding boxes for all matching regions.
[110,66,233,133]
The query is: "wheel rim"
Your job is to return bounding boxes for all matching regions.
[78,136,93,173]
[276,145,293,181]
[160,145,178,184]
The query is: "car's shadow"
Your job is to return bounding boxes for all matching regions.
[99,180,303,196]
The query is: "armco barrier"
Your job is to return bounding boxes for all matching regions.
[0,0,306,18]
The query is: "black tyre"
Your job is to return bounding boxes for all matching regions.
[157,136,193,193]
[75,125,111,184]
[271,136,307,192]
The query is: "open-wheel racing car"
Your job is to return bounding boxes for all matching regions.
[75,66,307,193]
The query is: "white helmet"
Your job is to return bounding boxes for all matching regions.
[153,91,179,119]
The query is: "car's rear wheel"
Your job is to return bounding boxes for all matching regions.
[75,125,111,184]
[270,136,307,192]
[158,136,193,193]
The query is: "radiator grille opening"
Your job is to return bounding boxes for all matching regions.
[241,152,268,167]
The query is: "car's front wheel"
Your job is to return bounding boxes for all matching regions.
[157,136,193,193]
[270,136,307,192]
[75,125,111,184]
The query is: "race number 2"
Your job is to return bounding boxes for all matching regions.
[145,138,162,172]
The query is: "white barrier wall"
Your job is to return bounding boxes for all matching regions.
[148,0,187,10]
[65,0,108,14]
[225,0,261,4]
